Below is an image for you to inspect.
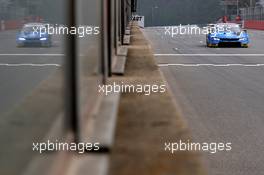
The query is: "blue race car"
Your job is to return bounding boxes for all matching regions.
[16,23,52,47]
[206,23,249,48]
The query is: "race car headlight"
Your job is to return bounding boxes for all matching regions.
[239,37,247,41]
[18,37,26,41]
[40,38,47,41]
[212,37,220,40]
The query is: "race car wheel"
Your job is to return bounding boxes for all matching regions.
[16,44,24,48]
[241,44,248,48]
[43,42,52,48]
[207,43,212,47]
[207,43,218,48]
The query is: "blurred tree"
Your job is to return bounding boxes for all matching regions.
[239,0,257,7]
[0,0,12,19]
[138,0,223,26]
[0,0,64,22]
[39,0,65,23]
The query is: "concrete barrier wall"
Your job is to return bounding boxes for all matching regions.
[0,17,42,31]
[244,20,264,30]
[222,20,264,30]
[0,20,23,31]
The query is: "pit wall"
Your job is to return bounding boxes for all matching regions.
[244,20,264,30]
[0,20,23,31]
[0,17,42,31]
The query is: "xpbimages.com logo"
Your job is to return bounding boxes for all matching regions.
[33,24,100,38]
[32,140,100,154]
[164,24,233,37]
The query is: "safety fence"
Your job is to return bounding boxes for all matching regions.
[240,6,264,20]
[240,7,264,30]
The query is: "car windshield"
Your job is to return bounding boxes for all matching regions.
[22,26,35,32]
[22,26,45,33]
[228,26,241,33]
[216,25,241,33]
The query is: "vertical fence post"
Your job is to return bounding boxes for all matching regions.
[65,0,79,142]
[121,0,125,45]
[101,0,109,81]
[1,20,4,31]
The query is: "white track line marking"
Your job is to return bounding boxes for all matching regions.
[0,54,64,56]
[155,54,264,57]
[158,63,264,67]
[0,63,61,67]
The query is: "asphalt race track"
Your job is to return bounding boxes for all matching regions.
[144,27,264,175]
[0,30,64,115]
